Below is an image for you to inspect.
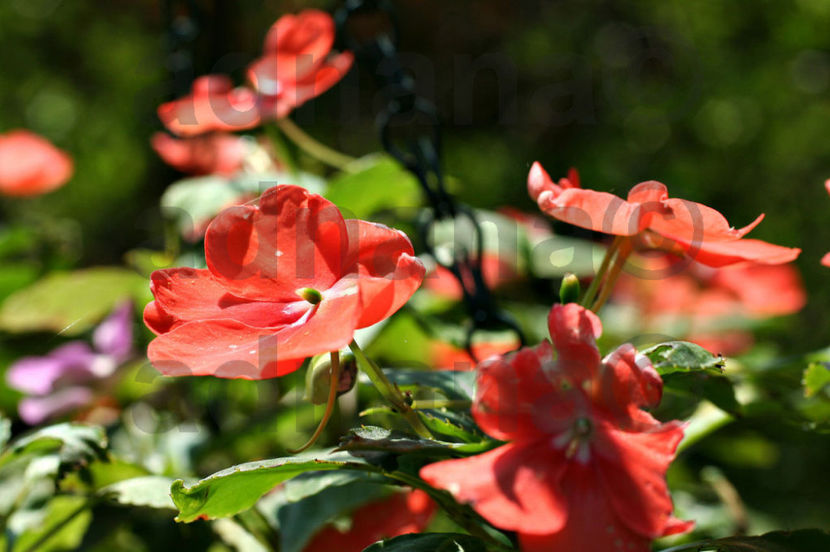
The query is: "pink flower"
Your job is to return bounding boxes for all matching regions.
[420,303,691,552]
[0,130,72,197]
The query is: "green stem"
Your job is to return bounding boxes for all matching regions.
[288,351,341,454]
[264,123,298,175]
[348,341,433,439]
[580,236,622,307]
[410,399,472,410]
[276,117,356,171]
[20,499,93,552]
[591,237,633,313]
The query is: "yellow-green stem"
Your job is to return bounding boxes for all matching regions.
[349,341,433,439]
[277,117,357,172]
[288,351,340,453]
[264,123,298,175]
[580,236,622,308]
[591,238,633,313]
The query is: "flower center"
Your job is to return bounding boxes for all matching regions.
[297,287,323,305]
[559,416,593,463]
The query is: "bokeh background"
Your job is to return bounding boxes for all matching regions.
[1,0,830,545]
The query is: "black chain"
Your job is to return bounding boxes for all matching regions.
[335,0,525,358]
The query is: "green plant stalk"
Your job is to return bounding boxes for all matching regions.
[348,341,433,439]
[591,237,633,313]
[580,236,622,307]
[276,117,356,171]
[264,123,298,175]
[288,351,341,454]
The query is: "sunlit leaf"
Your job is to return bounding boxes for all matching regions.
[327,155,422,219]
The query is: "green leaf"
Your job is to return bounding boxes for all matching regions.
[170,451,372,522]
[99,475,178,510]
[660,529,830,551]
[0,423,107,470]
[804,362,830,397]
[417,409,483,443]
[211,518,269,552]
[338,426,490,455]
[643,341,726,376]
[0,267,145,335]
[361,532,488,552]
[8,495,92,552]
[326,155,422,220]
[383,369,477,402]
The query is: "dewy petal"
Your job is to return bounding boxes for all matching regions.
[538,188,646,236]
[547,303,603,384]
[346,220,425,328]
[205,185,351,302]
[146,278,360,379]
[18,387,94,426]
[145,267,306,334]
[519,462,653,552]
[593,420,688,539]
[93,301,134,362]
[6,342,97,395]
[0,129,73,197]
[420,442,568,536]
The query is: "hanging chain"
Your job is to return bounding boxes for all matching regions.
[335,0,525,357]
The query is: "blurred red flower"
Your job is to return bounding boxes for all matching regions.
[420,303,691,552]
[0,130,72,197]
[528,162,800,267]
[249,9,354,120]
[151,132,249,175]
[424,253,518,300]
[144,184,424,379]
[430,338,520,371]
[303,490,435,552]
[614,255,805,355]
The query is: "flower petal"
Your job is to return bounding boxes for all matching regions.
[673,236,801,267]
[537,187,647,236]
[593,420,688,539]
[6,342,97,395]
[346,220,424,328]
[0,130,73,197]
[145,267,306,334]
[647,198,763,243]
[596,343,663,429]
[18,387,94,425]
[205,185,351,302]
[420,442,568,535]
[547,303,603,384]
[93,301,134,362]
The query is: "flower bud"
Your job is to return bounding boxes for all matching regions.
[559,273,581,304]
[304,352,358,405]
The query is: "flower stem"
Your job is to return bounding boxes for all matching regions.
[591,237,633,313]
[264,123,298,175]
[348,340,433,439]
[276,117,357,172]
[288,351,341,454]
[580,236,621,307]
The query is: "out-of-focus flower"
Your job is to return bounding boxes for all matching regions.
[528,162,800,267]
[248,10,354,120]
[151,132,249,175]
[6,303,133,424]
[0,130,73,197]
[429,338,520,371]
[614,255,805,355]
[144,185,424,379]
[424,253,518,301]
[303,490,435,552]
[157,76,261,137]
[421,303,691,552]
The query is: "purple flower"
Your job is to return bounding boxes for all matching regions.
[6,302,134,425]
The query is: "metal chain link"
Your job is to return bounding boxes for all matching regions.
[335,0,525,357]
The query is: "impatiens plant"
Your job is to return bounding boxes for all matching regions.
[3,4,830,552]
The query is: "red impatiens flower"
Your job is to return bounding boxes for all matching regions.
[303,490,436,552]
[248,9,354,120]
[144,184,424,379]
[528,163,800,267]
[0,130,73,197]
[420,303,691,552]
[823,180,830,267]
[151,132,249,175]
[158,75,261,137]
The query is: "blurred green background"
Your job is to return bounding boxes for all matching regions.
[1,0,830,541]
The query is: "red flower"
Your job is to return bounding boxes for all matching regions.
[144,185,424,379]
[303,490,436,552]
[0,130,72,197]
[528,163,800,267]
[420,303,691,552]
[248,10,354,120]
[823,180,830,267]
[430,339,520,371]
[157,75,261,137]
[151,132,249,175]
[425,253,518,301]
